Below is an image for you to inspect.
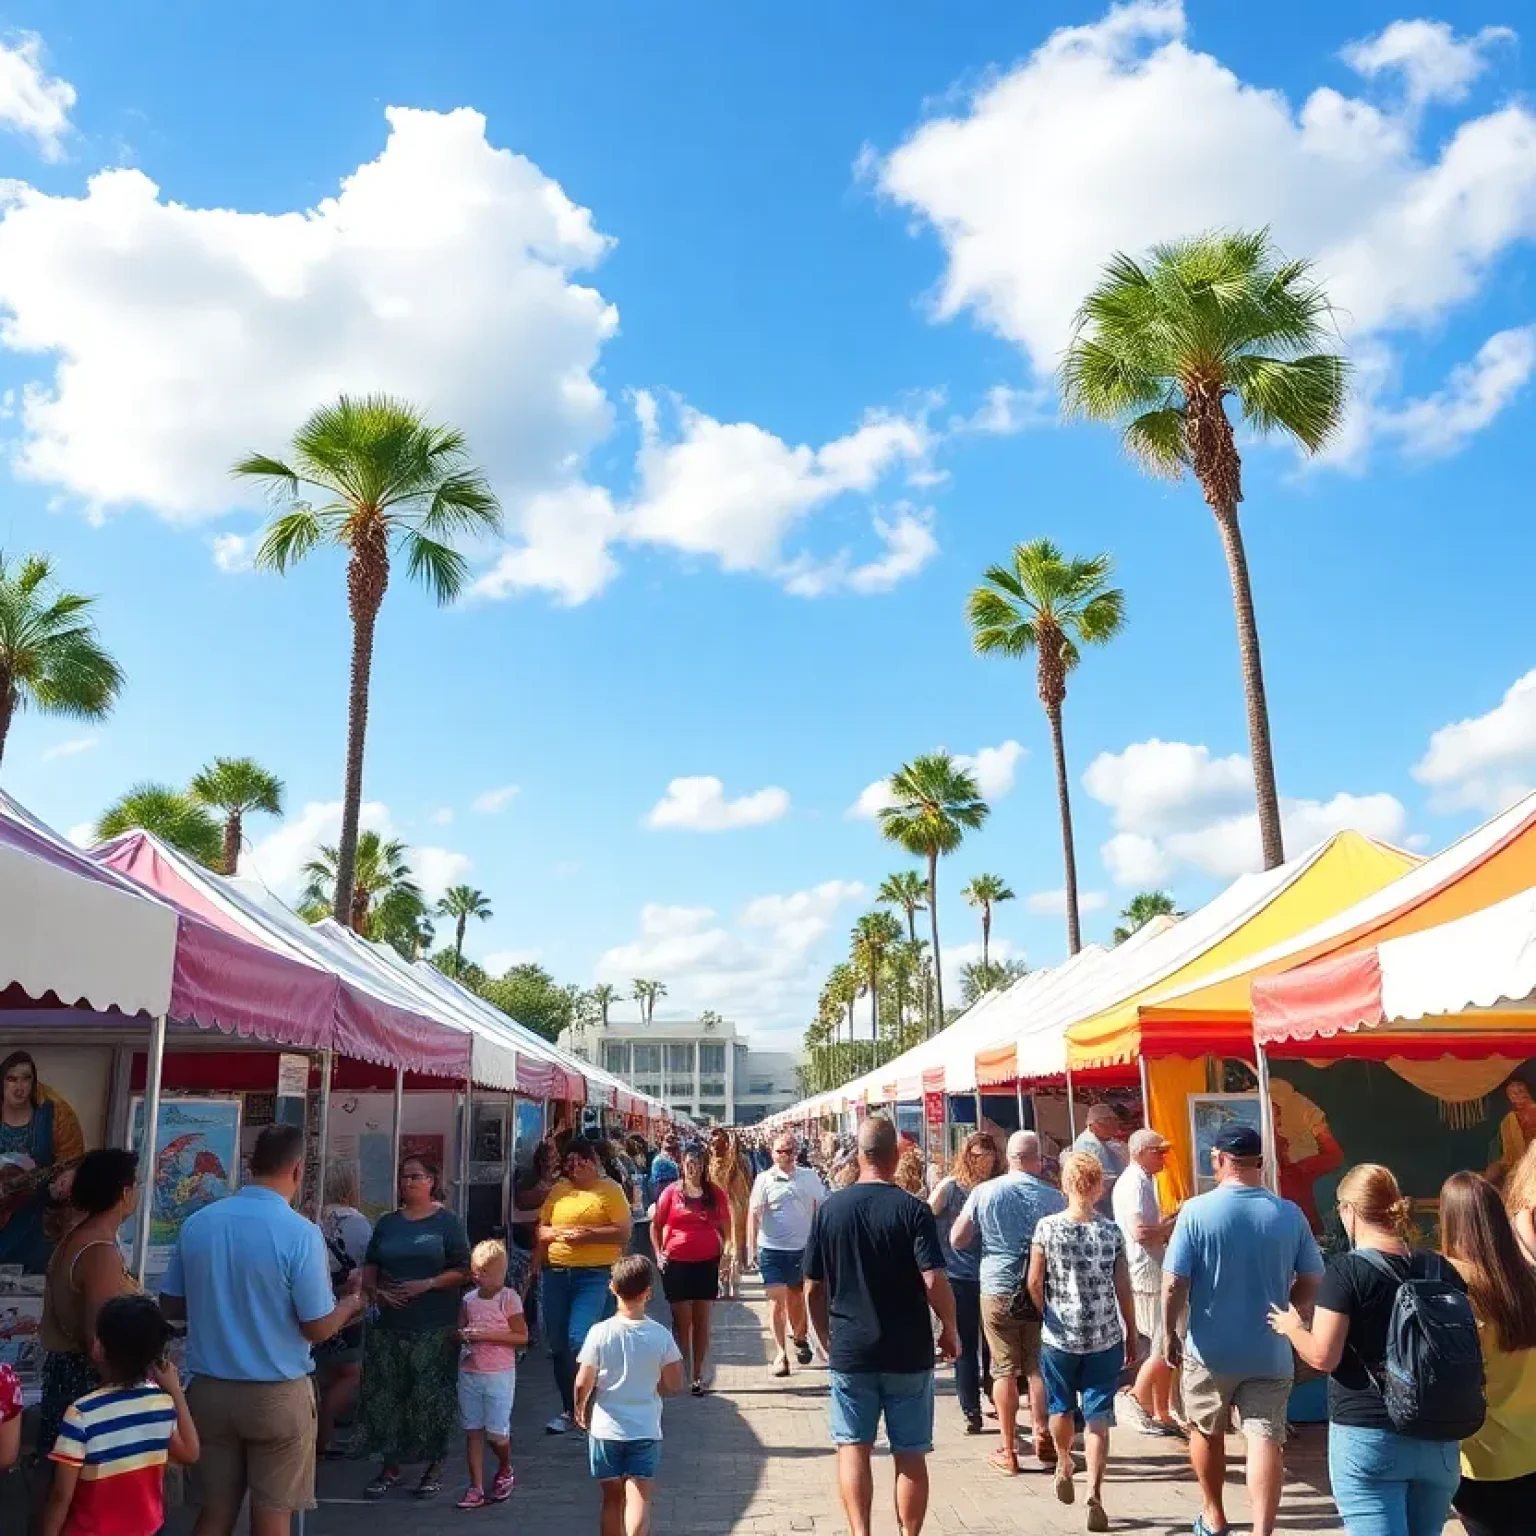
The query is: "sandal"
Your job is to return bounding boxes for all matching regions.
[987,1447,1020,1475]
[456,1488,487,1511]
[363,1471,401,1500]
[1054,1468,1075,1506]
[772,1356,790,1378]
[691,1378,705,1396]
[1086,1497,1109,1533]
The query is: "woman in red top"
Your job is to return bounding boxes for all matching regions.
[651,1142,728,1395]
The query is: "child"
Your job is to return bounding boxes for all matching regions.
[457,1238,529,1510]
[43,1293,198,1536]
[574,1256,684,1536]
[0,1360,21,1471]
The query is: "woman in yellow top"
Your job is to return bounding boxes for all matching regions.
[707,1127,751,1299]
[1440,1171,1536,1536]
[537,1135,632,1435]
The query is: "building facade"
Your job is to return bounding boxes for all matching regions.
[559,1015,800,1125]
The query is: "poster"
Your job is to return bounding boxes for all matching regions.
[0,1291,43,1383]
[325,1091,455,1218]
[1188,1093,1264,1194]
[122,1097,241,1283]
[276,1055,310,1098]
[513,1099,544,1170]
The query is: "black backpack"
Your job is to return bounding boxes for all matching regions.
[1354,1249,1486,1441]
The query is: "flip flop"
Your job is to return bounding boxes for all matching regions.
[987,1448,1020,1475]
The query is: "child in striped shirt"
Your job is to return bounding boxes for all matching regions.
[43,1294,199,1536]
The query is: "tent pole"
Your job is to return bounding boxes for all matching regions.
[313,1050,333,1224]
[1015,1081,1025,1132]
[134,1014,167,1286]
[459,1076,474,1222]
[390,1067,404,1192]
[1254,1044,1279,1194]
[1065,1066,1078,1140]
[500,1094,515,1234]
[1138,1054,1152,1128]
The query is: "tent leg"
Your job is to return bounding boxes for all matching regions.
[1065,1066,1078,1141]
[1254,1044,1279,1195]
[1015,1081,1025,1132]
[390,1067,405,1191]
[313,1050,334,1223]
[1138,1054,1152,1127]
[459,1077,474,1223]
[500,1094,515,1234]
[134,1014,168,1286]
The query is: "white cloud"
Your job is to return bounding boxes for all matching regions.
[1341,20,1513,110]
[848,778,897,821]
[952,384,1054,435]
[41,735,97,760]
[1084,737,1407,883]
[595,881,866,1036]
[0,34,75,162]
[645,776,791,832]
[848,739,1027,819]
[210,532,255,574]
[467,483,622,607]
[414,846,472,900]
[781,506,938,597]
[480,948,540,975]
[472,784,520,815]
[944,937,1024,999]
[874,1,1536,464]
[1026,887,1109,916]
[428,807,455,827]
[1413,669,1536,812]
[66,821,93,849]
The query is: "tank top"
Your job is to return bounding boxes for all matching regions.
[40,1236,136,1354]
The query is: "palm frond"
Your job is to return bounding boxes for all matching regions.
[254,508,325,572]
[1229,353,1349,453]
[403,533,470,605]
[1122,408,1188,477]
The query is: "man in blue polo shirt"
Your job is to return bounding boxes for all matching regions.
[161,1122,364,1536]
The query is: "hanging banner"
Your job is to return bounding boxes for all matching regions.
[924,1090,945,1130]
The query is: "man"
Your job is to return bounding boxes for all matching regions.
[0,1049,85,1273]
[804,1116,957,1536]
[950,1129,1064,1474]
[1073,1103,1128,1214]
[748,1133,825,1376]
[161,1122,365,1536]
[1162,1124,1323,1536]
[1111,1126,1179,1433]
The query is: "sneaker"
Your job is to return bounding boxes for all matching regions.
[456,1488,488,1511]
[545,1413,573,1435]
[490,1471,515,1503]
[794,1337,813,1366]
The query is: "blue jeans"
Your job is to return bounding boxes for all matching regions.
[950,1278,988,1422]
[544,1265,615,1415]
[1329,1423,1460,1536]
[828,1370,935,1454]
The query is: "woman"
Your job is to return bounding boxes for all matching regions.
[707,1127,752,1298]
[930,1132,1000,1434]
[538,1136,632,1435]
[1501,1140,1536,1263]
[37,1149,139,1456]
[651,1142,728,1395]
[316,1160,372,1457]
[1027,1151,1136,1518]
[358,1156,471,1500]
[1271,1163,1465,1536]
[1489,1077,1536,1183]
[509,1138,560,1320]
[1441,1171,1536,1536]
[895,1140,927,1196]
[0,1049,86,1274]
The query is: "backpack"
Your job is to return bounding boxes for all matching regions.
[1353,1249,1485,1441]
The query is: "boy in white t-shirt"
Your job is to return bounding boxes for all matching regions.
[574,1256,684,1536]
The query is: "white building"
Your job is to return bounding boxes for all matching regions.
[559,1014,800,1125]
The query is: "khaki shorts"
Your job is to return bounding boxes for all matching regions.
[1133,1290,1163,1356]
[187,1375,318,1514]
[980,1294,1041,1380]
[1181,1356,1291,1442]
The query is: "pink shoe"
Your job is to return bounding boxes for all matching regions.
[456,1487,488,1510]
[491,1471,515,1503]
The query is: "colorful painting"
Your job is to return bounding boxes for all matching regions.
[1189,1093,1264,1194]
[122,1097,241,1278]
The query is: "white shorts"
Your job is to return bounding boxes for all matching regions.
[458,1369,516,1438]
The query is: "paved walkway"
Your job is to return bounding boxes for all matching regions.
[277,1272,1368,1536]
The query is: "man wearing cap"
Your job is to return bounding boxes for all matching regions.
[1111,1127,1179,1433]
[1072,1103,1129,1215]
[1162,1123,1322,1536]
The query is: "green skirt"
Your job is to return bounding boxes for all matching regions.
[357,1324,461,1465]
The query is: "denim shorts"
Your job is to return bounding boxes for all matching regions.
[828,1370,934,1453]
[1040,1343,1122,1424]
[589,1436,661,1481]
[757,1246,805,1289]
[457,1368,516,1437]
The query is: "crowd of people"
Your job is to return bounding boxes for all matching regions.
[2,1106,1536,1536]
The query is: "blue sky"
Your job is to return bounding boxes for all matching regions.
[0,1,1531,1048]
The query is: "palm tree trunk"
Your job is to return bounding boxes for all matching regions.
[0,680,14,774]
[334,524,388,925]
[1047,699,1083,955]
[905,907,917,945]
[1212,502,1284,869]
[454,913,467,976]
[927,849,944,1035]
[221,812,242,877]
[981,905,992,969]
[870,960,880,1069]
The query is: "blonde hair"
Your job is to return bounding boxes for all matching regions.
[324,1159,360,1208]
[470,1238,508,1272]
[1504,1139,1536,1217]
[895,1145,926,1196]
[1059,1151,1104,1202]
[1337,1163,1414,1239]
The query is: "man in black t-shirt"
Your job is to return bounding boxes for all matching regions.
[804,1116,958,1536]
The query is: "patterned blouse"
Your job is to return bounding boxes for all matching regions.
[1033,1211,1127,1355]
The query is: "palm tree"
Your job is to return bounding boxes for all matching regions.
[1061,231,1348,868]
[631,979,667,1026]
[237,395,502,924]
[960,956,1029,1007]
[852,910,903,1068]
[188,757,285,875]
[591,983,619,1028]
[877,870,928,944]
[1113,890,1182,945]
[878,753,989,1035]
[960,873,1016,968]
[825,961,861,1062]
[435,884,493,977]
[96,783,223,868]
[968,540,1124,956]
[300,829,425,940]
[0,552,123,774]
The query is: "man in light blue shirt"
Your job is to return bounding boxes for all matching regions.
[951,1131,1065,1472]
[1072,1103,1129,1215]
[1162,1123,1322,1536]
[161,1122,363,1536]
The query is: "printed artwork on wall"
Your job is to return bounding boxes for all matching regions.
[1188,1094,1264,1194]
